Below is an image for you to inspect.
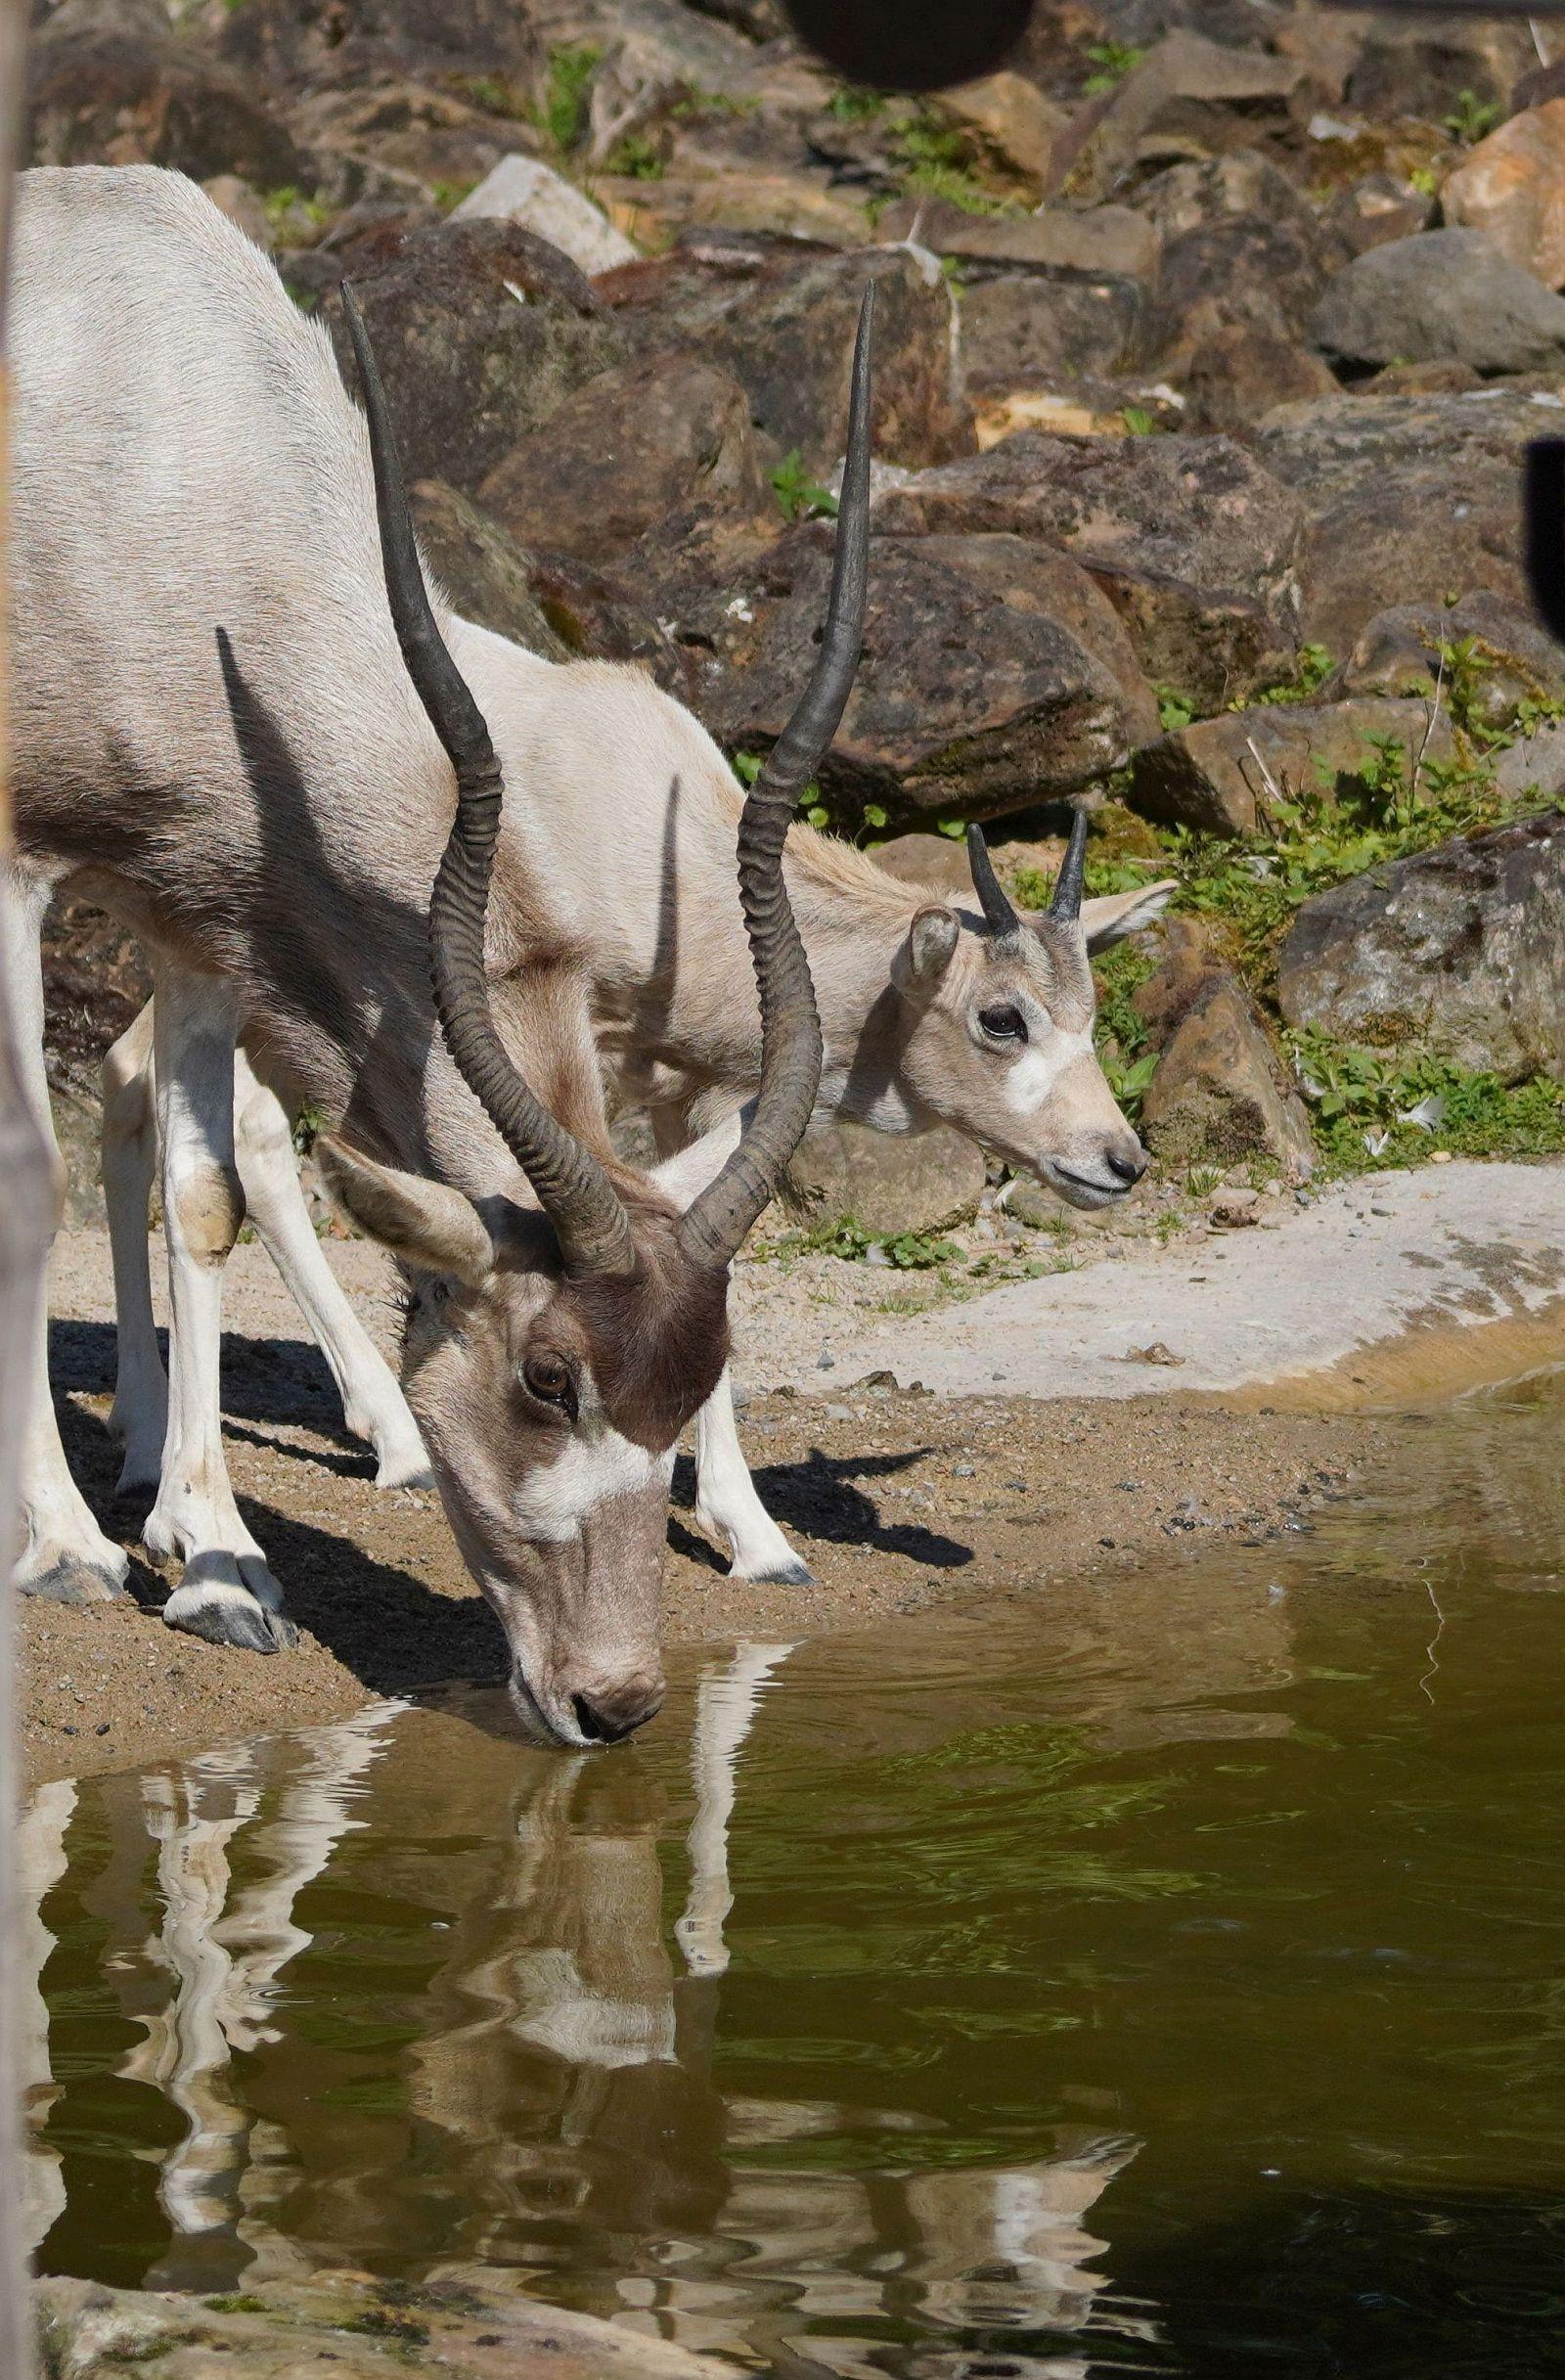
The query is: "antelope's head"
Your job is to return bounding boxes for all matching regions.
[884,822,1173,1209]
[319,288,875,1748]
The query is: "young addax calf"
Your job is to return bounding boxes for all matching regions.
[104,756,1170,1589]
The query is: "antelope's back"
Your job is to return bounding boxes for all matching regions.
[8,165,433,929]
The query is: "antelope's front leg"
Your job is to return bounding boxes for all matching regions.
[144,970,296,1653]
[4,871,129,1605]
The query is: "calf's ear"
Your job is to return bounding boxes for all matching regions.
[894,905,961,988]
[1080,880,1178,952]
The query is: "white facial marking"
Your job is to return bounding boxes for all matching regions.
[511,1424,673,1541]
[1001,1025,1096,1118]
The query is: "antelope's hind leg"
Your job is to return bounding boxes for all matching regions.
[695,1370,815,1586]
[4,874,131,1604]
[102,1004,169,1498]
[144,969,296,1654]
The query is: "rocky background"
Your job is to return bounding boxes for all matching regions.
[26,0,1565,1253]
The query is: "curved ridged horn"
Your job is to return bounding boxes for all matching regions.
[342,283,637,1280]
[965,824,1019,938]
[678,284,876,1273]
[1051,802,1090,924]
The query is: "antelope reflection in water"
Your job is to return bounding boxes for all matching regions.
[21,1639,1153,2371]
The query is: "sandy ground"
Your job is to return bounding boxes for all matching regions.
[22,1215,1392,1787]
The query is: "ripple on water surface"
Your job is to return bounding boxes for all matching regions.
[22,1371,1565,2378]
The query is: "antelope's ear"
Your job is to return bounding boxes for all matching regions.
[316,1136,494,1284]
[894,905,961,989]
[1081,880,1178,953]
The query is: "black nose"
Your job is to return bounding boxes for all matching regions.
[571,1683,664,1745]
[1107,1145,1147,1187]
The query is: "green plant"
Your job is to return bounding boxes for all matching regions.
[1155,683,1199,733]
[763,1215,964,1269]
[1408,163,1440,198]
[1291,1028,1565,1170]
[292,1100,326,1157]
[1121,404,1157,436]
[461,72,527,118]
[1250,644,1334,707]
[536,42,602,152]
[261,186,331,236]
[604,133,665,178]
[827,83,887,121]
[1083,39,1145,94]
[770,448,839,522]
[204,2296,268,2315]
[733,748,831,830]
[429,178,479,215]
[1186,1163,1224,1197]
[892,106,1012,215]
[1443,88,1502,145]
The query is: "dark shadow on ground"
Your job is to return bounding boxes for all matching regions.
[53,1383,508,1698]
[672,1445,971,1571]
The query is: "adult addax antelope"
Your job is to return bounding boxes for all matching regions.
[10,163,869,1742]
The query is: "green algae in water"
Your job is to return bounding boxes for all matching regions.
[23,1371,1565,2376]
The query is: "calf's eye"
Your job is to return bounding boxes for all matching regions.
[978,1004,1027,1043]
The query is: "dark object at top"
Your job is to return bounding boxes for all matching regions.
[783,0,1032,90]
[1321,1,1565,10]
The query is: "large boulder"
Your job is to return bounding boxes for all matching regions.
[876,199,1160,286]
[1155,208,1334,354]
[1126,151,1339,364]
[1309,229,1565,376]
[1252,390,1544,652]
[1142,972,1317,1177]
[479,353,767,561]
[34,2271,713,2380]
[961,272,1151,387]
[935,68,1070,194]
[1277,808,1565,1083]
[323,220,624,492]
[1129,696,1456,838]
[1441,101,1565,292]
[1128,150,1316,246]
[283,79,512,205]
[600,240,974,473]
[1334,589,1565,734]
[215,0,541,96]
[638,521,1133,820]
[872,430,1305,709]
[412,480,570,659]
[784,1119,988,1238]
[911,534,1160,745]
[1321,171,1435,262]
[1181,322,1337,435]
[451,155,640,275]
[26,17,304,184]
[1062,31,1310,201]
[1344,15,1536,124]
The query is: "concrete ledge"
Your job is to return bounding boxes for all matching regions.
[806,1158,1565,1403]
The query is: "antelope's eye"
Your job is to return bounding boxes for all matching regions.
[978,1004,1027,1044]
[522,1352,577,1416]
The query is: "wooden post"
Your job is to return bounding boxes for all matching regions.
[1,9,54,2376]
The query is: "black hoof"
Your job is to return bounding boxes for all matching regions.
[22,1558,129,1606]
[162,1585,298,1654]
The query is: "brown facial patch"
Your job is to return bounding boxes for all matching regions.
[569,1218,731,1451]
